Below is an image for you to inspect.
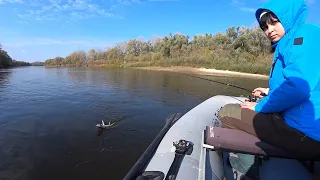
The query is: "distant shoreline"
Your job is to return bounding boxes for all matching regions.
[43,65,270,80]
[131,66,269,80]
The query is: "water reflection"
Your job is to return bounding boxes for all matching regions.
[0,70,12,87]
[0,67,268,180]
[63,67,268,102]
[0,70,12,111]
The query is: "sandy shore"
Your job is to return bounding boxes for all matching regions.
[131,66,269,80]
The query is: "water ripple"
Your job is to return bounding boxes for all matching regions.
[0,67,268,180]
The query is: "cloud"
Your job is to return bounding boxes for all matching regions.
[0,0,23,4]
[231,0,256,13]
[17,20,29,24]
[3,38,113,48]
[4,0,140,22]
[239,7,256,12]
[114,0,134,6]
[231,0,244,6]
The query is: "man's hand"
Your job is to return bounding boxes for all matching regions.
[252,87,269,98]
[240,102,257,111]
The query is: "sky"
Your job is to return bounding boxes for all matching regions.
[0,0,319,62]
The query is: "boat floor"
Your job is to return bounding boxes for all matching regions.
[221,153,320,180]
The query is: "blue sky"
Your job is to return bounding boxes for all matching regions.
[0,0,319,62]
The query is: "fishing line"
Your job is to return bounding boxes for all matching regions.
[170,71,266,103]
[172,72,253,93]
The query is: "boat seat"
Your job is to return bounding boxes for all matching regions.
[204,126,301,159]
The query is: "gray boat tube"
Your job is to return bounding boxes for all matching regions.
[123,95,245,180]
[123,113,183,180]
[124,95,316,180]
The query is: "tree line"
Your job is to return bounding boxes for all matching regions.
[44,25,274,75]
[0,43,33,68]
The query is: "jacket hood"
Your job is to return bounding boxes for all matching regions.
[255,0,308,33]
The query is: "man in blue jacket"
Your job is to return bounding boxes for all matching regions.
[219,0,320,176]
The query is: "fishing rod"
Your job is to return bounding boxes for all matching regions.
[173,72,252,93]
[171,71,267,101]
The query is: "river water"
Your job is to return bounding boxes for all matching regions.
[0,67,268,180]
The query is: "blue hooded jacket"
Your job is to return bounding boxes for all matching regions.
[254,0,320,142]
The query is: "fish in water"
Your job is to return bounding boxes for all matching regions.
[96,120,115,129]
[96,120,117,136]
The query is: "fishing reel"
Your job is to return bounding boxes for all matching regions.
[173,139,193,155]
[247,95,258,102]
[247,93,267,102]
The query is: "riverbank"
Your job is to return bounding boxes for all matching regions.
[131,66,269,80]
[44,64,269,80]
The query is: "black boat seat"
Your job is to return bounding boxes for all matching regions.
[204,126,313,160]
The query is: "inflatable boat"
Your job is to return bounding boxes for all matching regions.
[123,95,318,180]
